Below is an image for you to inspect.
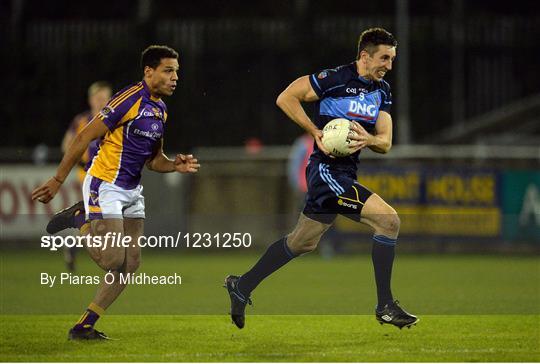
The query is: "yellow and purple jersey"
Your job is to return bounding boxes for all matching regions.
[87,81,168,189]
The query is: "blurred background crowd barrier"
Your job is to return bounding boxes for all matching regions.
[1,145,538,251]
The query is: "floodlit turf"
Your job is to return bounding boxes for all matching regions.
[0,250,539,361]
[1,250,539,315]
[1,315,539,362]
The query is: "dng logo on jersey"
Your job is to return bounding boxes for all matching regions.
[319,90,381,123]
[348,100,376,117]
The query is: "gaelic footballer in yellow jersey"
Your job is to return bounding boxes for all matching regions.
[32,45,200,340]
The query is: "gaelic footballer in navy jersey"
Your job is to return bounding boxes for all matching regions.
[225,28,418,330]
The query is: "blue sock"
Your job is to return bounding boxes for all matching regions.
[238,237,297,297]
[372,235,396,310]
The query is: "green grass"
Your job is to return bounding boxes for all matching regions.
[0,250,539,361]
[1,250,539,315]
[1,315,539,362]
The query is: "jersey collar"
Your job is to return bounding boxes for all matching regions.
[350,61,373,84]
[141,80,162,102]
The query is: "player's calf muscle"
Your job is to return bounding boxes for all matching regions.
[287,234,319,254]
[124,252,140,273]
[99,250,126,271]
[124,260,140,274]
[287,215,330,254]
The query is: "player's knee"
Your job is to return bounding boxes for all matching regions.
[100,254,125,271]
[379,211,400,235]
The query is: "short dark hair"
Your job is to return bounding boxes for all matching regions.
[357,28,397,59]
[141,45,179,72]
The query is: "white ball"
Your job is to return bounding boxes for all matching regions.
[322,118,355,157]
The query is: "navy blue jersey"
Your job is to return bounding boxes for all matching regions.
[309,62,392,169]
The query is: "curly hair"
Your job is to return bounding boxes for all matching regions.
[141,45,179,72]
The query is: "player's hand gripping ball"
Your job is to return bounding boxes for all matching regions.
[322,118,357,157]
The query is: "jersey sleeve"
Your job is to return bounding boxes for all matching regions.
[309,68,344,98]
[379,82,393,113]
[95,83,143,130]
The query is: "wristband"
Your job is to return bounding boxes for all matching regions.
[53,176,64,184]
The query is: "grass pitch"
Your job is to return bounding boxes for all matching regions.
[1,249,539,361]
[1,315,538,362]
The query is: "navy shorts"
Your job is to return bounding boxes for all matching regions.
[302,160,373,224]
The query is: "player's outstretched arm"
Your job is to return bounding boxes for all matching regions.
[31,118,109,203]
[276,76,331,156]
[349,111,393,154]
[146,139,200,174]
